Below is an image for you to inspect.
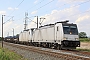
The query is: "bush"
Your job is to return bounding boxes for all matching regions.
[79,38,90,42]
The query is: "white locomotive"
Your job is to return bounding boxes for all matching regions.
[19,20,80,49]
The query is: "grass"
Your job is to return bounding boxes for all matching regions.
[0,47,27,60]
[76,48,90,52]
[79,38,90,42]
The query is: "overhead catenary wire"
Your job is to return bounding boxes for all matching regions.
[27,0,55,25]
[14,0,90,19]
[60,0,90,19]
[27,0,45,11]
[42,0,90,19]
[39,0,75,15]
[25,0,90,27]
[16,0,24,8]
[9,0,55,26]
[6,0,25,20]
[5,0,90,25]
[35,0,55,10]
[3,16,14,24]
[64,9,90,19]
[7,0,90,20]
[7,0,73,23]
[2,0,90,37]
[4,0,25,25]
[71,0,90,7]
[14,0,54,18]
[12,0,45,21]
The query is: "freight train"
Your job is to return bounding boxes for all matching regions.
[4,20,80,49]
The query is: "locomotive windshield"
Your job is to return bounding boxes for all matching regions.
[62,24,78,35]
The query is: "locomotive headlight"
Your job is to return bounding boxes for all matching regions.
[63,37,67,40]
[75,38,79,40]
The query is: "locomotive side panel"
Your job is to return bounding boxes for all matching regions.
[32,26,55,43]
[41,26,55,42]
[19,30,30,42]
[55,23,63,44]
[32,29,41,42]
[19,32,23,41]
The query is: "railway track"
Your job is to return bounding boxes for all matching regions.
[3,42,90,60]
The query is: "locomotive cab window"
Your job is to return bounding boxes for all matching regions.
[57,26,59,31]
[62,24,78,35]
[29,32,30,34]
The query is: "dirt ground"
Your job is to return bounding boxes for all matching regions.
[77,42,90,49]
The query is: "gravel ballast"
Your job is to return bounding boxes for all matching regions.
[0,42,64,60]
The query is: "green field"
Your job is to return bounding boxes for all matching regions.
[79,38,90,42]
[77,38,90,52]
[76,48,90,52]
[0,47,27,60]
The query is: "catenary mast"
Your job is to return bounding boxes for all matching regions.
[24,12,28,30]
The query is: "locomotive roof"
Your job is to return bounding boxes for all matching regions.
[39,20,69,28]
[55,20,69,24]
[39,24,54,28]
[23,29,29,31]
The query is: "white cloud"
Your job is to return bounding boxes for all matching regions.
[15,7,19,10]
[41,7,79,24]
[28,6,90,36]
[34,0,38,4]
[57,0,89,6]
[75,15,90,23]
[0,11,6,15]
[8,7,19,10]
[28,7,80,28]
[58,0,87,3]
[75,11,90,36]
[3,21,13,36]
[4,21,13,31]
[31,11,37,14]
[2,3,90,37]
[8,7,13,10]
[14,24,23,34]
[3,21,23,36]
[28,17,38,28]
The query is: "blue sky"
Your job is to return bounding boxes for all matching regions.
[0,0,90,37]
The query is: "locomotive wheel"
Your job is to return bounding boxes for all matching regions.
[57,44,62,50]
